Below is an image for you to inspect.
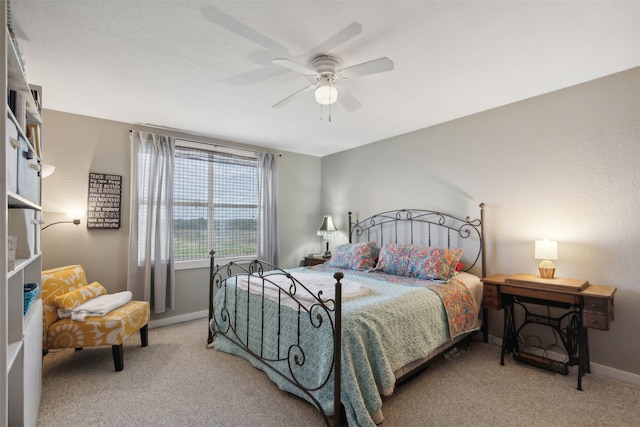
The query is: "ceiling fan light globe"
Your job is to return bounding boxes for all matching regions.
[315,86,338,105]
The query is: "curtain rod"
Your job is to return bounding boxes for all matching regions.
[129,128,281,157]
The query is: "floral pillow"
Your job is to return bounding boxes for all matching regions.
[327,241,379,270]
[375,243,415,276]
[409,246,464,281]
[52,281,107,311]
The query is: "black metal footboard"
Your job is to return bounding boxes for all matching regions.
[208,251,344,427]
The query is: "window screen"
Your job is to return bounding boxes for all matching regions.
[173,143,258,261]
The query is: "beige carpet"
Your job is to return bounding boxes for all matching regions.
[37,318,640,426]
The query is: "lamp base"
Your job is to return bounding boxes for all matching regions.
[323,241,331,258]
[539,267,556,279]
[538,259,556,279]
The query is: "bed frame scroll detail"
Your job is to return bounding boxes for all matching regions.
[208,251,344,427]
[349,203,486,278]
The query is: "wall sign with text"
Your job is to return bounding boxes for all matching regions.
[87,172,122,229]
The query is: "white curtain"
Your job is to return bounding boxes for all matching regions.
[128,131,175,313]
[257,152,279,265]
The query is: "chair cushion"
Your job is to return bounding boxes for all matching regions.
[46,300,150,349]
[41,265,88,331]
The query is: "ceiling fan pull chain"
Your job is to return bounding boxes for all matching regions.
[329,80,333,122]
[319,103,332,122]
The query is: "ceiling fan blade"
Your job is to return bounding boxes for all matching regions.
[272,83,317,109]
[335,85,361,112]
[338,57,394,79]
[307,22,362,57]
[201,5,287,54]
[201,4,290,86]
[272,58,318,76]
[223,66,289,86]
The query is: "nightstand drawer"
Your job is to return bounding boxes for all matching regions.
[583,294,613,330]
[482,283,501,309]
[484,283,499,298]
[502,284,580,305]
[583,312,609,330]
[583,297,607,314]
[304,256,330,266]
[483,296,500,310]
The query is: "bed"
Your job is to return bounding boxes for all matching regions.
[207,204,486,426]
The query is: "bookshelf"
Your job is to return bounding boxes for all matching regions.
[2,1,43,425]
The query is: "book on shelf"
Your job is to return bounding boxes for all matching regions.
[8,89,17,114]
[26,123,42,158]
[13,90,27,130]
[7,91,27,130]
[29,84,42,114]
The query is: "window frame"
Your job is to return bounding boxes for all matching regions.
[173,139,259,269]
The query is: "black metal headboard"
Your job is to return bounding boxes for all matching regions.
[348,203,486,277]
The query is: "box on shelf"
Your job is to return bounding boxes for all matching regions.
[8,209,38,259]
[24,151,41,204]
[7,235,17,271]
[16,136,40,204]
[6,117,19,194]
[16,136,28,196]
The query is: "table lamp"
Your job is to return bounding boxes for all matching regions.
[317,215,338,257]
[535,239,557,279]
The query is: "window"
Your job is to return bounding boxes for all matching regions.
[173,141,259,262]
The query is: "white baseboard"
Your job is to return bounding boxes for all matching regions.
[486,334,640,387]
[148,310,208,329]
[590,362,640,387]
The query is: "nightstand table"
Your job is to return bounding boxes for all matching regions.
[304,255,331,266]
[481,274,616,391]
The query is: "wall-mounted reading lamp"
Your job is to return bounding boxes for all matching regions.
[42,219,81,230]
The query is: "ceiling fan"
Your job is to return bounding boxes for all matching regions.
[271,54,394,112]
[199,6,393,113]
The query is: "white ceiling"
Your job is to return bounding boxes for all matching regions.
[10,1,640,157]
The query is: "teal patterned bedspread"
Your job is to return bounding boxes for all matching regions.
[211,266,478,427]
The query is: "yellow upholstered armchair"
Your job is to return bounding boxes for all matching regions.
[41,265,150,371]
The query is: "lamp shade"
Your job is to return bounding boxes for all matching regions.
[41,164,55,178]
[317,215,338,237]
[535,240,557,260]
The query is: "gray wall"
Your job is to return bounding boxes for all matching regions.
[321,67,640,376]
[41,111,322,323]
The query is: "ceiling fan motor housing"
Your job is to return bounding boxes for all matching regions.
[311,55,340,77]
